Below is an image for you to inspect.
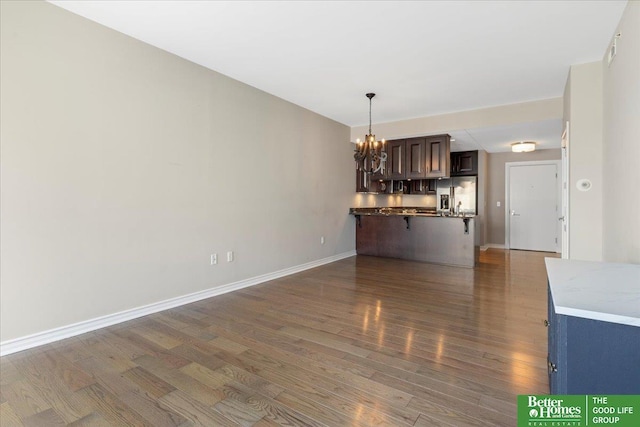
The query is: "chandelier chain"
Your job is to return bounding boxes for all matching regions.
[369,97,372,135]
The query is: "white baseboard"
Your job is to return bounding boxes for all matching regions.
[480,244,506,251]
[0,250,356,356]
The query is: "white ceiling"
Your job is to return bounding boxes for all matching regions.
[449,119,562,153]
[49,1,626,152]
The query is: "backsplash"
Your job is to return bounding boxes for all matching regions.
[353,193,437,208]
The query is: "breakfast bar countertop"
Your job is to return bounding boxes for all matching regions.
[349,207,475,218]
[545,258,640,327]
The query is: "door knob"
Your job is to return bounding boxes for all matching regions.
[558,216,565,221]
[511,210,520,216]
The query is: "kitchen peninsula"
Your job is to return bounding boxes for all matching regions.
[350,207,477,267]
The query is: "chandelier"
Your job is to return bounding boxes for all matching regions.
[354,93,387,174]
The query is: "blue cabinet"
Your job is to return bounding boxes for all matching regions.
[547,284,640,394]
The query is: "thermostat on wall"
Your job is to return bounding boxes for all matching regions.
[576,179,592,192]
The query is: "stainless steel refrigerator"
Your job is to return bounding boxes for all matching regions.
[436,176,477,215]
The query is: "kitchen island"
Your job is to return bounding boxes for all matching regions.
[350,207,477,267]
[545,258,640,394]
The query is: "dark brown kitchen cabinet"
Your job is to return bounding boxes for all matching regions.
[388,135,450,180]
[386,139,406,180]
[405,137,427,179]
[451,150,478,176]
[355,153,374,192]
[425,135,450,178]
[370,180,391,194]
[355,165,370,192]
[426,179,437,193]
[355,134,451,192]
[408,178,436,194]
[355,144,388,192]
[409,179,425,194]
[370,143,388,181]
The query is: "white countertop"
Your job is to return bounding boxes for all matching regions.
[545,258,640,327]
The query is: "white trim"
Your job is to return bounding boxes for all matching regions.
[505,160,561,251]
[0,251,356,356]
[480,244,506,251]
[561,121,570,259]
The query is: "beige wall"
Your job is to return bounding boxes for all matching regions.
[563,62,604,261]
[0,1,354,342]
[602,1,640,263]
[485,150,561,246]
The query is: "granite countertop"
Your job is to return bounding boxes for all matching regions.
[545,258,640,327]
[349,207,475,218]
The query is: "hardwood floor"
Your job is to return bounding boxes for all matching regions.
[1,249,555,426]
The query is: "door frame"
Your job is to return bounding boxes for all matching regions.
[505,160,562,251]
[561,121,570,259]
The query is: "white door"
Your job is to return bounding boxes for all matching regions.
[508,163,559,252]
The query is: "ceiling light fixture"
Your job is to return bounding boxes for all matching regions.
[354,93,387,174]
[512,141,536,153]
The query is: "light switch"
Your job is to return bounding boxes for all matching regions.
[497,201,501,207]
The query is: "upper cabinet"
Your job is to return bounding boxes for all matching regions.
[405,137,427,179]
[386,139,406,180]
[383,135,451,181]
[355,160,371,192]
[450,150,478,176]
[354,134,452,192]
[425,135,450,178]
[369,144,388,181]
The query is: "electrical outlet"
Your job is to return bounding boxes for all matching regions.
[227,251,234,262]
[210,254,217,265]
[320,236,325,245]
